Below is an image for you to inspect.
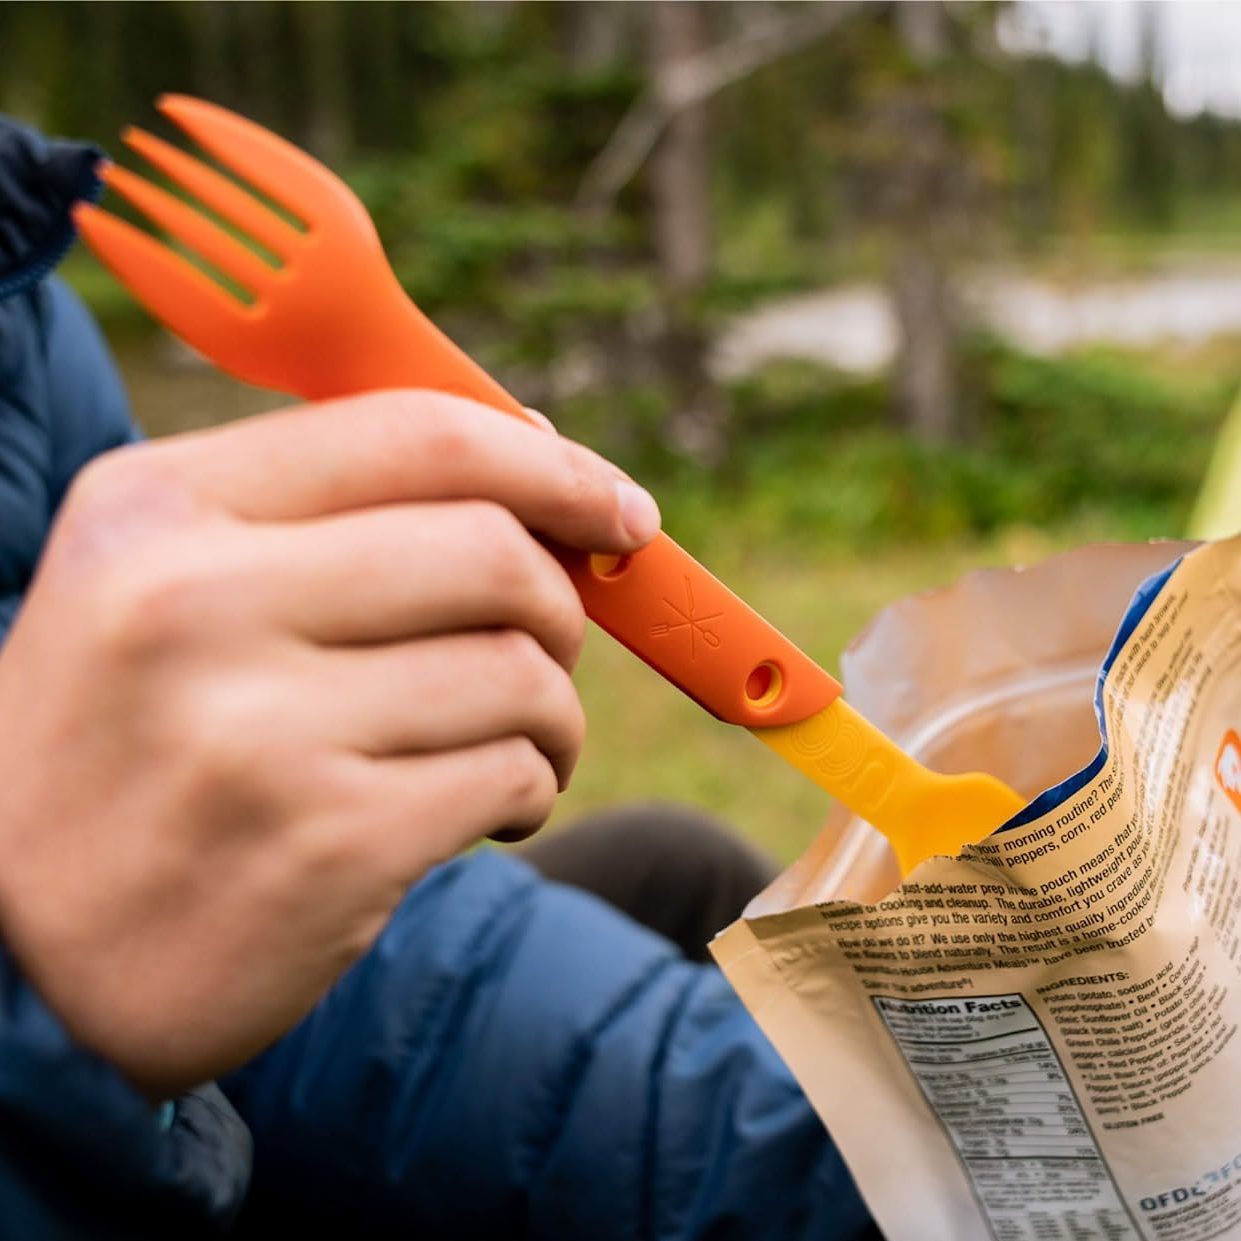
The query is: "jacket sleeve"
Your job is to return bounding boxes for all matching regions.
[40,276,143,502]
[222,850,876,1241]
[0,276,140,639]
[0,943,251,1238]
[0,275,252,1236]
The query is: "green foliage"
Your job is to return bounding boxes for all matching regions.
[633,342,1236,558]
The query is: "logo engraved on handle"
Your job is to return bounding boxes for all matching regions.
[649,575,723,659]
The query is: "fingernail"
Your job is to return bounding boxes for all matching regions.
[616,480,661,544]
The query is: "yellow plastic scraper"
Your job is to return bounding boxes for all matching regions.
[755,700,1025,874]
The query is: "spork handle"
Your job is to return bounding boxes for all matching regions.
[294,276,841,728]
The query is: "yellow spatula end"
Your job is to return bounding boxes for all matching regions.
[753,699,1025,876]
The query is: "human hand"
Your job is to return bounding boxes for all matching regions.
[0,391,659,1095]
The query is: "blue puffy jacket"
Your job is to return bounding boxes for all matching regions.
[0,116,876,1240]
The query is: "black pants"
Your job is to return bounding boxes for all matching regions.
[521,803,779,963]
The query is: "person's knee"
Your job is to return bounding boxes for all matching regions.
[521,802,779,959]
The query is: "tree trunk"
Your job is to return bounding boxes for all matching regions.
[295,1,352,164]
[895,0,948,62]
[648,1,712,295]
[232,1,282,131]
[576,1,853,215]
[189,1,238,114]
[645,2,725,464]
[886,0,960,442]
[568,1,628,72]
[891,243,958,443]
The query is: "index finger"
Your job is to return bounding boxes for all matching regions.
[161,390,662,552]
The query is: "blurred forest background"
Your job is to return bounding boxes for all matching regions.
[7,0,1241,856]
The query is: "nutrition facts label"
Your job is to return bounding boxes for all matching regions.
[873,993,1141,1240]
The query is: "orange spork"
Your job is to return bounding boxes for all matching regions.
[74,95,1025,875]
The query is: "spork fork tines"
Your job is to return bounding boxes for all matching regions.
[74,94,508,404]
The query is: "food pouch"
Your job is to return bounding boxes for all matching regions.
[710,538,1241,1241]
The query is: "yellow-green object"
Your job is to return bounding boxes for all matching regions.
[755,699,1026,876]
[1189,387,1241,539]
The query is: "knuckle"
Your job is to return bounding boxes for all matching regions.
[523,558,585,668]
[186,713,314,827]
[93,532,255,660]
[63,447,144,513]
[338,393,484,494]
[490,550,584,668]
[498,736,556,817]
[474,498,525,544]
[469,502,537,590]
[418,416,477,471]
[398,393,491,465]
[291,749,359,812]
[492,627,547,685]
[63,445,190,538]
[549,440,607,528]
[558,675,587,751]
[489,637,584,769]
[58,450,218,658]
[514,634,567,706]
[545,671,586,782]
[188,693,273,783]
[548,570,587,666]
[95,560,208,658]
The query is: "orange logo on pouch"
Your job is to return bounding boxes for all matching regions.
[1215,730,1241,813]
[651,576,722,659]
